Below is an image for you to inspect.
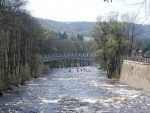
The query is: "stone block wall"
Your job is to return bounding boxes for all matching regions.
[120,60,150,92]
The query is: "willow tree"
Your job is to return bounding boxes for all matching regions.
[92,13,129,78]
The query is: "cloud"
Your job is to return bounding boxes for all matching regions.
[27,0,149,23]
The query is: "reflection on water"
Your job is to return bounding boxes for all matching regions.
[0,66,150,113]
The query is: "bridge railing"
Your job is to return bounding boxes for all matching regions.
[123,56,150,63]
[41,53,93,58]
[41,53,94,62]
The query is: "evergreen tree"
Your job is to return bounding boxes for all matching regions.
[77,33,84,41]
[63,32,68,39]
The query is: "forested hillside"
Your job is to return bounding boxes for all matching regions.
[36,18,150,39]
[35,18,95,37]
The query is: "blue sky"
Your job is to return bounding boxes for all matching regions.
[27,0,149,23]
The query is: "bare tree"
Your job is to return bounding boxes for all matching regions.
[103,0,149,23]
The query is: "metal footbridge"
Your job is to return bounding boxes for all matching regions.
[41,53,94,62]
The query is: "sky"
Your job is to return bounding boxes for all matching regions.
[27,0,150,23]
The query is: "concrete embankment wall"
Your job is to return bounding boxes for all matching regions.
[120,60,150,92]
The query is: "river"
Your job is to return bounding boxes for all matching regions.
[0,66,150,113]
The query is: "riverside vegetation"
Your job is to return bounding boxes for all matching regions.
[92,12,150,78]
[0,0,92,94]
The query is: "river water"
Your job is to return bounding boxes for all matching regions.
[0,66,150,113]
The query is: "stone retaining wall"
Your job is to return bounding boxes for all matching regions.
[120,60,150,92]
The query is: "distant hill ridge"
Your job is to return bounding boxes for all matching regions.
[35,18,95,37]
[36,17,150,38]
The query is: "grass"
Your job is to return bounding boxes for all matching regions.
[84,37,94,41]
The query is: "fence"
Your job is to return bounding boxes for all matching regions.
[123,56,150,63]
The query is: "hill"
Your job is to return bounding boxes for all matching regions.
[35,17,150,39]
[137,24,150,39]
[35,18,95,37]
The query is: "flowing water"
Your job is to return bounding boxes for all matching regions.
[0,66,150,113]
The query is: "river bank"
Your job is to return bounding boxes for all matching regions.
[0,62,47,96]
